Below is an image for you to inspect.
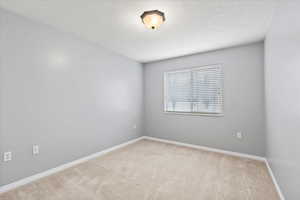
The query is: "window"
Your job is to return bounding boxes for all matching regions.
[164,65,224,115]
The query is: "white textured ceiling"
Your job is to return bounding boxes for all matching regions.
[0,0,278,62]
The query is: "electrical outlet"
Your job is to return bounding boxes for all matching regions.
[236,132,243,140]
[33,145,39,155]
[4,152,12,162]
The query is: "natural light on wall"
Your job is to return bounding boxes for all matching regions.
[164,65,224,115]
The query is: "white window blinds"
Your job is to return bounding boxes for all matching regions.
[164,65,224,114]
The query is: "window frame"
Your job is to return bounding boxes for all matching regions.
[163,64,224,117]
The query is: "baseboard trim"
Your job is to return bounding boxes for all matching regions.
[0,136,285,200]
[264,159,286,200]
[143,136,285,200]
[0,136,143,194]
[142,136,265,161]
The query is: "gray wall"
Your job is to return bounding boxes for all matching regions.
[144,42,266,156]
[265,0,300,199]
[0,9,143,186]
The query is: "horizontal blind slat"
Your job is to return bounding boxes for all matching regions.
[165,66,223,113]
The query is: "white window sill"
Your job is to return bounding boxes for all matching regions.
[163,111,224,117]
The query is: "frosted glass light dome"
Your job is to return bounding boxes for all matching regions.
[141,10,165,30]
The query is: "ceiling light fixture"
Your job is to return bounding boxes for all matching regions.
[140,10,165,30]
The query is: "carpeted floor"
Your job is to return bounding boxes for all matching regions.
[0,139,280,200]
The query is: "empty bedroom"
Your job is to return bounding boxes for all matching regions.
[0,0,299,199]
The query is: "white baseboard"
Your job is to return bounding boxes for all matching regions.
[264,159,286,200]
[142,136,265,161]
[0,135,285,200]
[143,136,285,200]
[0,136,143,194]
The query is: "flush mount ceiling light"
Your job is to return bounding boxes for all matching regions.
[140,10,165,30]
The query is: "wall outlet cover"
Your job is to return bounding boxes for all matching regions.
[4,152,12,162]
[236,132,243,140]
[33,145,39,155]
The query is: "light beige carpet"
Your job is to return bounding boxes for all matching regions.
[0,139,280,200]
